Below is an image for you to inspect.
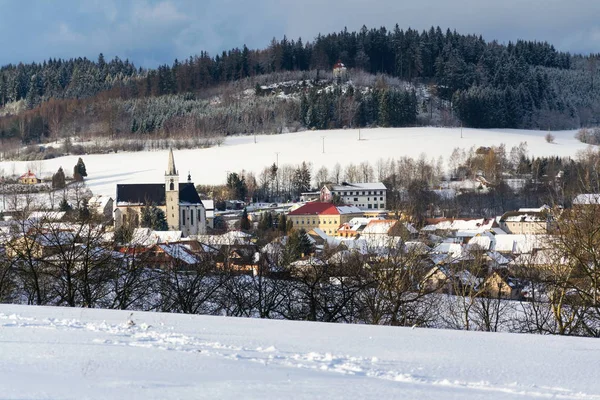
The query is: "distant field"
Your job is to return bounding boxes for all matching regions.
[0,127,591,198]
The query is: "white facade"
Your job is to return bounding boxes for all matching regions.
[322,183,387,211]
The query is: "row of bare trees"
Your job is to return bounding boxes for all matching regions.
[2,204,600,336]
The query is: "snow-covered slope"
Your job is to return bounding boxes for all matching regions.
[1,304,599,399]
[0,127,592,198]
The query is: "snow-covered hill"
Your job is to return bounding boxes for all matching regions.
[0,304,598,399]
[0,127,592,198]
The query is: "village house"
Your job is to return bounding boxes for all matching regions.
[89,195,114,220]
[422,218,496,243]
[332,60,348,80]
[499,206,551,235]
[288,202,363,235]
[5,230,75,259]
[18,170,41,185]
[482,270,524,300]
[114,149,206,237]
[320,182,387,211]
[337,217,380,238]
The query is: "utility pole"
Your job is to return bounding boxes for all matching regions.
[254,133,257,144]
[321,136,325,154]
[275,152,279,168]
[358,127,361,141]
[460,123,463,139]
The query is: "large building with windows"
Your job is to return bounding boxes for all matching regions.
[288,202,363,235]
[114,149,206,237]
[320,182,387,211]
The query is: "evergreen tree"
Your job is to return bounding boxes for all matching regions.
[278,213,288,233]
[78,198,91,221]
[141,204,168,230]
[73,157,87,181]
[59,197,72,212]
[52,167,66,189]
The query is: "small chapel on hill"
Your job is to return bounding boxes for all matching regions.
[114,149,206,237]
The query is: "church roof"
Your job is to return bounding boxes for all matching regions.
[116,183,203,206]
[166,148,177,176]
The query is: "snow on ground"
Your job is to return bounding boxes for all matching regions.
[1,304,599,400]
[0,127,592,198]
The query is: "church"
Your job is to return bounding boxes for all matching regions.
[114,149,206,237]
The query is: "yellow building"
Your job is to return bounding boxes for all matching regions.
[18,170,40,185]
[288,202,363,236]
[499,206,550,235]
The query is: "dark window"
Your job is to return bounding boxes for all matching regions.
[354,198,358,202]
[169,179,174,191]
[182,210,186,224]
[368,204,372,209]
[190,209,194,222]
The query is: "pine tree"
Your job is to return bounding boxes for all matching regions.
[73,157,87,181]
[52,167,66,189]
[59,197,72,212]
[278,213,287,233]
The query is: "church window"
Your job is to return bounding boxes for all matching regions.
[169,179,174,191]
[190,210,194,221]
[182,210,186,223]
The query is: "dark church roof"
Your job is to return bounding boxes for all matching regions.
[116,183,203,206]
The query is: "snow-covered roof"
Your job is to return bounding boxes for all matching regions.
[203,200,215,210]
[433,242,464,258]
[492,234,548,254]
[158,243,199,265]
[573,194,600,205]
[330,182,386,192]
[131,228,183,246]
[422,218,494,233]
[27,211,66,221]
[89,195,112,210]
[336,205,363,215]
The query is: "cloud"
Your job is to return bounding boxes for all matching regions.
[0,0,598,68]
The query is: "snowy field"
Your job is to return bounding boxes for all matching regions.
[0,127,592,198]
[1,304,599,400]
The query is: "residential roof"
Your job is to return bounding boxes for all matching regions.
[573,194,600,205]
[89,195,113,210]
[19,170,38,180]
[422,218,494,232]
[116,182,202,206]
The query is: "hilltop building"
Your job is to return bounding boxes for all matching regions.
[114,149,206,237]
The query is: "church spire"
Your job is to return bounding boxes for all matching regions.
[166,148,177,176]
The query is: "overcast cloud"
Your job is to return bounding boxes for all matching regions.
[0,0,598,68]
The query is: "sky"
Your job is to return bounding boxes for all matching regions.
[0,0,599,68]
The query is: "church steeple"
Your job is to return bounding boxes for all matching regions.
[165,149,180,231]
[166,148,177,176]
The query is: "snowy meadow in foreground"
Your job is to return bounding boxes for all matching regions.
[0,127,590,197]
[1,304,599,400]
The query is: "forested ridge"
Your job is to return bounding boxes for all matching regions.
[1,25,599,152]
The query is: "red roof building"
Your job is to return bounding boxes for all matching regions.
[18,170,40,185]
[288,202,363,235]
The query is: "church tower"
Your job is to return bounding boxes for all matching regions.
[165,148,180,231]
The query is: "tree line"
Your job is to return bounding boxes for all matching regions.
[1,24,600,151]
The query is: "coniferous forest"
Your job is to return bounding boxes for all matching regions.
[1,25,599,153]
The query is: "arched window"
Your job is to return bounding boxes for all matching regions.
[190,209,194,222]
[169,179,174,191]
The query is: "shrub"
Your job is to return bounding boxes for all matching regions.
[545,133,555,143]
